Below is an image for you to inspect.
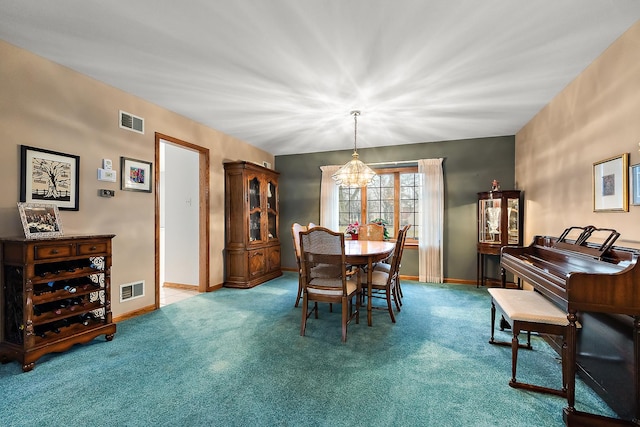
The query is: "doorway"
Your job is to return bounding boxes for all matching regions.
[155,133,210,308]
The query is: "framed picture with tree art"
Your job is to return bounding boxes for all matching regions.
[20,145,80,211]
[593,153,628,212]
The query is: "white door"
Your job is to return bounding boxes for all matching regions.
[160,140,200,288]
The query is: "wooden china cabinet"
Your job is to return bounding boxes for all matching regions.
[224,161,282,288]
[476,190,522,287]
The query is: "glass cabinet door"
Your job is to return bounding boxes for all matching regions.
[267,180,277,240]
[507,197,519,245]
[248,177,262,242]
[479,198,502,244]
[477,190,522,249]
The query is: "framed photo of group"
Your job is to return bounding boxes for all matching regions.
[17,202,64,239]
[593,153,628,212]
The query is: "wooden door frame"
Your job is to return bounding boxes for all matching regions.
[154,133,210,309]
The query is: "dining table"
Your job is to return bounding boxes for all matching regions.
[344,239,396,326]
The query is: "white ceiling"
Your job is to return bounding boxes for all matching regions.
[1,1,639,156]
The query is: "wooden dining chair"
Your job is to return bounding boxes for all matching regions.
[291,222,308,307]
[375,224,410,304]
[357,223,385,241]
[362,226,408,323]
[299,227,360,342]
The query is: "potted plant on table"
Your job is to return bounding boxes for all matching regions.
[345,222,359,240]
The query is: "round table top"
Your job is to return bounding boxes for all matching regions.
[344,239,395,257]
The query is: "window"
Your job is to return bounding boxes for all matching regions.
[338,167,419,241]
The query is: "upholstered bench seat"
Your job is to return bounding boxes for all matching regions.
[488,288,572,326]
[488,288,578,397]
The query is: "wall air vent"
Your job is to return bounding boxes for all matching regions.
[120,280,145,302]
[119,110,144,134]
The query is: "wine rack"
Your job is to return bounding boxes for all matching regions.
[0,235,116,372]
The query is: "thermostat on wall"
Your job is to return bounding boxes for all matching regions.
[98,168,117,182]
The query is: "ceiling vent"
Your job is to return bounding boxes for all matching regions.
[119,110,144,134]
[120,280,145,302]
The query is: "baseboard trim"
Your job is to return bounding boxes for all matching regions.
[207,282,223,292]
[163,282,197,290]
[113,304,155,322]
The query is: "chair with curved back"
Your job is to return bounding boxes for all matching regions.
[299,227,360,342]
[291,222,308,307]
[360,225,408,324]
[373,224,411,306]
[293,222,337,309]
[357,223,384,241]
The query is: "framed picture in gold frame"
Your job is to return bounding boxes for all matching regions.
[593,153,628,212]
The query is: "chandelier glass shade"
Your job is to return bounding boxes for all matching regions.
[332,111,377,188]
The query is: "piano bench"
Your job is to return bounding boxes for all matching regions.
[487,288,578,398]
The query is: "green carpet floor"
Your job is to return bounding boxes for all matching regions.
[0,272,616,426]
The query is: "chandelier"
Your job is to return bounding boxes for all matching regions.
[332,111,377,188]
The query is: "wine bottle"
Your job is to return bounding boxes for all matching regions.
[67,297,83,311]
[33,301,63,315]
[64,260,77,272]
[50,318,70,333]
[80,312,97,326]
[34,325,48,338]
[35,261,73,277]
[76,258,100,270]
[46,281,77,294]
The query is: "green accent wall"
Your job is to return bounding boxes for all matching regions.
[276,135,515,282]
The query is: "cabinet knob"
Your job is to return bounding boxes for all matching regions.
[90,246,97,251]
[50,249,59,254]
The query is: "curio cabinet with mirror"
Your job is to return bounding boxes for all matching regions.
[224,161,281,288]
[477,190,522,287]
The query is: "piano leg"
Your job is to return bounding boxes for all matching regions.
[562,315,639,427]
[565,311,579,413]
[635,316,640,424]
[511,324,520,384]
[490,300,496,343]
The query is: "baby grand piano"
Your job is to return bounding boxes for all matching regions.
[500,226,640,426]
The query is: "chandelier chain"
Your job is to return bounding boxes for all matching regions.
[352,110,360,153]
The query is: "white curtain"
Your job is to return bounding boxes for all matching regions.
[418,158,444,283]
[319,165,340,231]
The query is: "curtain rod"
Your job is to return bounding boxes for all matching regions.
[366,160,418,167]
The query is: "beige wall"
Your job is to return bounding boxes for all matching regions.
[0,40,274,316]
[516,21,640,248]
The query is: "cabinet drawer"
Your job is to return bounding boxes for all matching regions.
[34,244,74,260]
[77,242,108,255]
